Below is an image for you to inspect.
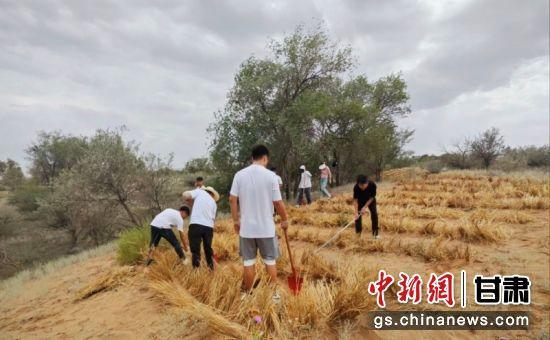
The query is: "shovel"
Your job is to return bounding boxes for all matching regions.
[283,228,303,294]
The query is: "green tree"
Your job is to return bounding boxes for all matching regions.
[26,131,88,186]
[140,153,176,214]
[210,24,353,198]
[315,74,412,182]
[0,159,24,190]
[470,127,505,169]
[184,157,213,173]
[73,129,143,226]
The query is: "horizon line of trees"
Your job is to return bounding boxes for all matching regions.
[1,127,548,247]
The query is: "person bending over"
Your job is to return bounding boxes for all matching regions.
[146,206,190,266]
[353,175,379,239]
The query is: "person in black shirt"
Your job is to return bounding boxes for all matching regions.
[353,174,379,238]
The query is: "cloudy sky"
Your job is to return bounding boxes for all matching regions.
[1,0,548,169]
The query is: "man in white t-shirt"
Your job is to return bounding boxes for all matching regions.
[182,186,219,269]
[229,145,289,295]
[296,165,312,205]
[146,206,190,266]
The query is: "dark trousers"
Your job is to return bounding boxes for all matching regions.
[188,224,214,269]
[296,187,312,205]
[150,226,185,259]
[355,201,379,235]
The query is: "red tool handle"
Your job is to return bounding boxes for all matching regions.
[283,229,297,278]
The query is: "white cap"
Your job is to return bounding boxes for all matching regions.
[202,186,220,202]
[299,165,306,170]
[319,163,327,170]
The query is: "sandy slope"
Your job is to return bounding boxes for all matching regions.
[0,253,214,339]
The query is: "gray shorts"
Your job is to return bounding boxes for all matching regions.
[239,236,280,262]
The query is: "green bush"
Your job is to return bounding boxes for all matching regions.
[0,205,20,238]
[8,185,48,213]
[424,160,444,174]
[117,225,150,265]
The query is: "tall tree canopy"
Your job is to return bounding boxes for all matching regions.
[209,25,413,197]
[26,131,88,186]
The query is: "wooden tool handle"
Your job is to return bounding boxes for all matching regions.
[283,229,297,277]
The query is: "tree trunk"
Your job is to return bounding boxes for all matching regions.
[333,150,340,186]
[117,194,140,227]
[375,157,383,182]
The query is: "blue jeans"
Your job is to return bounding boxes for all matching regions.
[319,178,331,197]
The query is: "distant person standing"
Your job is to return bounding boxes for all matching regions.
[353,175,379,239]
[229,145,289,299]
[146,206,190,266]
[296,165,312,206]
[194,177,205,189]
[318,162,332,198]
[182,186,219,269]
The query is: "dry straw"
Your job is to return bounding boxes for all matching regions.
[75,266,135,300]
[150,280,251,339]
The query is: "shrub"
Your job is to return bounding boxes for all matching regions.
[424,160,443,174]
[8,184,48,213]
[0,205,20,238]
[117,225,150,265]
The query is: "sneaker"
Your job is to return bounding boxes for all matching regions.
[272,291,281,303]
[240,289,252,301]
[373,235,380,240]
[182,258,190,266]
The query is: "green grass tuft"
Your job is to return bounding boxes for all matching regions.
[117,225,150,265]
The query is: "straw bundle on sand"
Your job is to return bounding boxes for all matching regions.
[150,280,251,339]
[300,250,340,282]
[75,266,135,300]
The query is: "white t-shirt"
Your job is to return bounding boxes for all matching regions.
[275,174,283,186]
[298,171,312,189]
[189,189,217,228]
[151,208,184,231]
[230,164,283,238]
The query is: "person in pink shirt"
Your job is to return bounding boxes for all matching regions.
[318,162,332,198]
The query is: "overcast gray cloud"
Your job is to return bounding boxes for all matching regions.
[0,0,548,168]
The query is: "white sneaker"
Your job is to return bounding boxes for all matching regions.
[272,291,281,303]
[374,235,380,240]
[240,292,249,301]
[182,258,190,266]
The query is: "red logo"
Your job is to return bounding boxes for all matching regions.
[397,272,423,304]
[427,272,455,307]
[368,270,395,308]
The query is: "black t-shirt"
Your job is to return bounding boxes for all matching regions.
[353,181,377,208]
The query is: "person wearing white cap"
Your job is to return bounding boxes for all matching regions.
[296,165,312,206]
[182,186,220,269]
[318,162,332,198]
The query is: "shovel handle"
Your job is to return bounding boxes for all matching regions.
[283,229,297,278]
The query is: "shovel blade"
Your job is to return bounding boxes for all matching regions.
[287,275,303,294]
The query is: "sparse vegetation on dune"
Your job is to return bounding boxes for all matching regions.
[76,266,136,300]
[14,168,538,338]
